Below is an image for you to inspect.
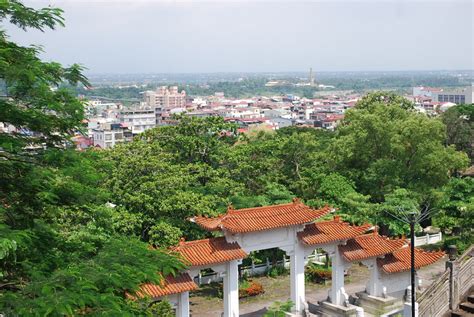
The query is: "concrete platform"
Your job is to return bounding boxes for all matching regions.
[355,292,403,317]
[315,300,362,317]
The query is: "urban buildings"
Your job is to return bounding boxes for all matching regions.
[143,86,187,109]
[413,85,473,105]
[431,85,473,104]
[92,123,132,149]
[119,104,156,134]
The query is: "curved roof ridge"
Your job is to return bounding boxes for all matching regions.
[191,200,331,234]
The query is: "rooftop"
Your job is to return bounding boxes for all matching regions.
[127,273,197,300]
[298,216,371,245]
[192,198,331,234]
[339,232,407,261]
[378,246,445,274]
[171,237,247,267]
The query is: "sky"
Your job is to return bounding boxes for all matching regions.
[4,0,474,74]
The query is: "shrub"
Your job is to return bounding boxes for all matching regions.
[266,265,288,278]
[239,280,264,298]
[263,300,294,316]
[306,263,332,283]
[148,300,174,317]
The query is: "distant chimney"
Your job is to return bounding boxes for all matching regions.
[309,68,314,86]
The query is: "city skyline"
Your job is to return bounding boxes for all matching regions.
[5,0,473,74]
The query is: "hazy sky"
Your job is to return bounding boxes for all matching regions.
[4,0,474,73]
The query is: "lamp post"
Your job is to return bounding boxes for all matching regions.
[409,212,416,317]
[386,205,437,317]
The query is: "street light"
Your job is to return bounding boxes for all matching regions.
[409,212,416,317]
[384,206,438,317]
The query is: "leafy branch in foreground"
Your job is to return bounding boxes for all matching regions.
[0,237,185,316]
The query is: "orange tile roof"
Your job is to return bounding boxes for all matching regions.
[378,246,445,274]
[192,199,331,234]
[298,216,371,245]
[171,237,247,267]
[128,273,197,300]
[339,233,407,261]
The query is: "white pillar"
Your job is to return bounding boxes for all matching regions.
[176,291,189,317]
[223,260,239,317]
[403,286,419,317]
[330,245,346,306]
[289,243,306,313]
[403,301,419,317]
[364,258,381,297]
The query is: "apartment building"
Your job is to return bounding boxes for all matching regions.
[92,123,132,149]
[119,104,156,134]
[143,86,186,109]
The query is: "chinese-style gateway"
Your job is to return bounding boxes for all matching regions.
[133,199,444,317]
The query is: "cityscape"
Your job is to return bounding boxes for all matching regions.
[69,70,474,150]
[0,1,473,317]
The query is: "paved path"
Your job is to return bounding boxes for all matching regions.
[189,259,447,317]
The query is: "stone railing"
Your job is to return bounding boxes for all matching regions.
[411,232,442,247]
[419,245,474,317]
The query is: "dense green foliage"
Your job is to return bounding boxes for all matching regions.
[1,1,472,314]
[0,2,184,315]
[441,104,474,163]
[101,94,469,243]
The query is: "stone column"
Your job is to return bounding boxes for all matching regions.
[223,260,239,317]
[176,291,189,317]
[403,286,419,317]
[363,258,381,297]
[288,243,306,313]
[330,245,347,306]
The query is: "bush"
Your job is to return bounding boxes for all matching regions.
[443,234,474,254]
[266,265,288,278]
[263,300,294,317]
[239,280,264,298]
[306,263,332,283]
[148,300,174,317]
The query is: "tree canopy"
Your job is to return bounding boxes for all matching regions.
[1,1,472,314]
[0,1,184,315]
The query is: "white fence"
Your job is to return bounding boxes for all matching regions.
[410,232,442,247]
[196,251,327,285]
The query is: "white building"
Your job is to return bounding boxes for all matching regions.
[224,107,262,119]
[119,104,156,135]
[431,85,473,104]
[143,86,186,109]
[92,123,132,149]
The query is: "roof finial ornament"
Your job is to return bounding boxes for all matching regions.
[179,237,186,245]
[292,197,301,204]
[373,225,378,235]
[227,203,235,212]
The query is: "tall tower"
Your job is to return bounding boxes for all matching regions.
[309,67,315,86]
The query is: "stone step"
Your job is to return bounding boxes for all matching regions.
[460,302,474,314]
[451,309,474,317]
[468,294,474,304]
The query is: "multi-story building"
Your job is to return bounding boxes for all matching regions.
[143,86,186,125]
[119,103,156,134]
[143,86,186,109]
[430,85,473,104]
[92,123,132,149]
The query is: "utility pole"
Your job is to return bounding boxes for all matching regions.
[410,212,416,317]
